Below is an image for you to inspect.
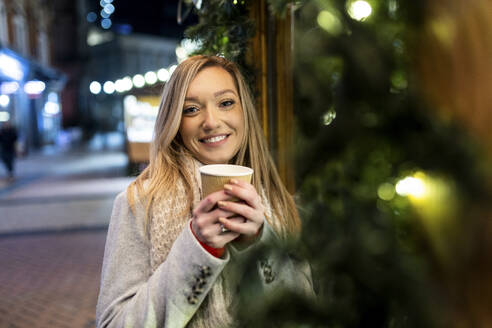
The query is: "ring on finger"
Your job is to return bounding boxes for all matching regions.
[219,223,229,234]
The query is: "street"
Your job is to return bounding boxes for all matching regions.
[0,145,134,328]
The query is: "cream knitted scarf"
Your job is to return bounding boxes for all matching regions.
[148,156,238,328]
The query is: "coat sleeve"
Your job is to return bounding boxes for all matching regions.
[229,220,316,299]
[96,191,230,328]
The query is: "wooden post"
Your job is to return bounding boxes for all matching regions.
[247,2,295,193]
[275,7,295,193]
[247,0,269,143]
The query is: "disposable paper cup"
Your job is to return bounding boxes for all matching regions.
[200,164,253,200]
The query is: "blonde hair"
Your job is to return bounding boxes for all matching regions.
[127,55,301,238]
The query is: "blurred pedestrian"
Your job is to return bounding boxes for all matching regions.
[97,55,314,328]
[0,121,18,180]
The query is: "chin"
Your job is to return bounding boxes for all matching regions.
[200,154,234,165]
[202,158,229,165]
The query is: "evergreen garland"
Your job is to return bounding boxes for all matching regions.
[184,0,492,326]
[184,0,255,85]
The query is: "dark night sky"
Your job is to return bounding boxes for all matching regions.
[88,0,198,39]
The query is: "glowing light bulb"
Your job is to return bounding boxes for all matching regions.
[115,79,126,93]
[132,74,145,88]
[144,71,157,85]
[396,176,426,198]
[90,81,102,94]
[157,68,170,82]
[103,81,115,94]
[122,76,133,91]
[348,0,372,21]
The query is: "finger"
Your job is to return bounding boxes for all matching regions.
[229,178,256,191]
[216,216,246,234]
[212,232,240,248]
[206,222,240,248]
[193,208,236,233]
[223,183,262,209]
[219,217,261,236]
[223,216,247,224]
[193,189,235,215]
[217,200,260,223]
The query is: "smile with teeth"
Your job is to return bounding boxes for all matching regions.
[200,134,229,143]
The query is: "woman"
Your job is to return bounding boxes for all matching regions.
[96,55,314,328]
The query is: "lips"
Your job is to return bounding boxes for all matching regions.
[199,134,230,144]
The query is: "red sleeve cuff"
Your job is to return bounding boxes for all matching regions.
[190,221,225,258]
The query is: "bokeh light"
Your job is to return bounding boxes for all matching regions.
[122,76,133,91]
[86,12,97,23]
[0,94,10,107]
[101,18,112,29]
[323,109,337,125]
[144,71,157,85]
[157,68,170,82]
[115,79,126,93]
[100,9,110,19]
[44,101,60,115]
[24,80,46,95]
[0,53,24,81]
[347,0,373,21]
[0,81,19,94]
[132,74,145,88]
[103,81,115,94]
[89,81,102,94]
[317,10,342,35]
[377,183,395,200]
[395,175,426,198]
[103,4,115,15]
[169,65,177,76]
[0,111,10,122]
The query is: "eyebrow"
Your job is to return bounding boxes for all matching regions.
[185,89,237,102]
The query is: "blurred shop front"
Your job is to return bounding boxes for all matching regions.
[0,46,65,154]
[123,93,159,167]
[84,31,186,167]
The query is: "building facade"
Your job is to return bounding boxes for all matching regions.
[0,0,65,153]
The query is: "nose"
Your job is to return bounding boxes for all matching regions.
[201,107,220,131]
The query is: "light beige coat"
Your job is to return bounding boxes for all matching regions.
[96,160,314,328]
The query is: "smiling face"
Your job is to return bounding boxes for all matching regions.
[178,66,245,164]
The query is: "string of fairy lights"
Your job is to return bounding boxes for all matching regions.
[86,0,115,30]
[88,38,200,95]
[89,65,176,95]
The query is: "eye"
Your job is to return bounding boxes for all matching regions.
[183,106,199,115]
[220,99,235,108]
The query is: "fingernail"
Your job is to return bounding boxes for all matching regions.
[224,185,233,191]
[230,179,238,184]
[218,201,226,207]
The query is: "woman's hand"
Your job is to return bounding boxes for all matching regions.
[191,190,241,249]
[217,179,265,245]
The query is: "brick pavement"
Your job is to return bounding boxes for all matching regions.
[0,229,107,328]
[0,145,131,327]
